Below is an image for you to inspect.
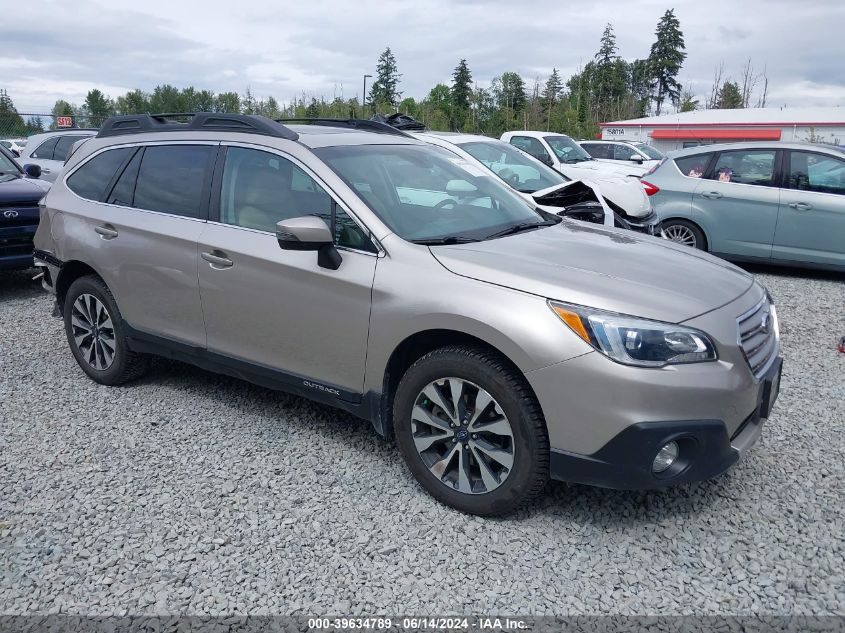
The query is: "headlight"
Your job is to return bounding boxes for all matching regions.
[549,301,718,367]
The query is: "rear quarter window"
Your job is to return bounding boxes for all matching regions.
[674,154,713,179]
[67,147,135,201]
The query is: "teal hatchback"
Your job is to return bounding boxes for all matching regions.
[644,142,845,271]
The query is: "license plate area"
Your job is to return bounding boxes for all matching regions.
[760,362,782,419]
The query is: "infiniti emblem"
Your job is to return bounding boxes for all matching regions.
[3,209,18,219]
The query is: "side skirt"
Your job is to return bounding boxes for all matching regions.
[123,325,386,435]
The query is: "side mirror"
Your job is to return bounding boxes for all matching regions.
[276,216,342,270]
[23,164,41,178]
[629,155,644,163]
[539,154,554,167]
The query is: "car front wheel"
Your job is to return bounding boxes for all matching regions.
[393,346,549,516]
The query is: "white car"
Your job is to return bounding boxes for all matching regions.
[0,138,26,157]
[414,132,661,234]
[16,130,96,183]
[501,130,650,178]
[578,140,665,172]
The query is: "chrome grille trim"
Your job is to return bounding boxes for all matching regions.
[737,296,779,381]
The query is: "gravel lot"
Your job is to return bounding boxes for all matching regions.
[1,265,843,617]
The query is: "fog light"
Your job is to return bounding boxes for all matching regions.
[652,441,679,474]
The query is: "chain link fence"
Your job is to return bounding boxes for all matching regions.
[0,113,109,156]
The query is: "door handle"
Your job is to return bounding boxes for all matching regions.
[700,191,723,200]
[94,225,119,240]
[201,250,234,269]
[788,202,813,211]
[41,168,52,174]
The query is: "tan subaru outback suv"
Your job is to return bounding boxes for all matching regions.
[33,114,782,516]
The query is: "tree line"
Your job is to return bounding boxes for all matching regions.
[1,9,774,139]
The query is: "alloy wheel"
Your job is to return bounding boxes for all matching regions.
[70,293,116,371]
[663,224,698,248]
[411,377,514,494]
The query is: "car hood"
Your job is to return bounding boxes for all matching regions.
[0,175,49,204]
[430,221,755,323]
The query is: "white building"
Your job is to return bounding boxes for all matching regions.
[600,107,845,153]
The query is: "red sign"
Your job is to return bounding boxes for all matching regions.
[56,116,73,128]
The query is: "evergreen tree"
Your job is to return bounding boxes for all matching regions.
[369,47,402,109]
[541,68,563,129]
[149,85,184,113]
[628,59,652,118]
[450,59,472,130]
[648,9,686,115]
[83,89,114,121]
[0,89,27,136]
[716,81,743,109]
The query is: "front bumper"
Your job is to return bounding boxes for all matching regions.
[547,356,782,489]
[0,224,37,269]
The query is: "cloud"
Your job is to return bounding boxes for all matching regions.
[2,0,844,111]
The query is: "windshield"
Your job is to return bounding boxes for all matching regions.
[0,150,21,182]
[316,144,552,243]
[457,140,568,194]
[632,143,664,160]
[544,135,592,163]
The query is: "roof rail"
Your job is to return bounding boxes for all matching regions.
[97,113,299,140]
[275,118,414,138]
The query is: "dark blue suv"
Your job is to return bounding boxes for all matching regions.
[0,144,49,269]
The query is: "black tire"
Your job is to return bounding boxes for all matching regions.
[63,275,147,385]
[662,218,707,250]
[393,346,549,516]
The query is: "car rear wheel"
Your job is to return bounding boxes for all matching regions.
[64,275,147,385]
[393,346,549,516]
[662,219,706,250]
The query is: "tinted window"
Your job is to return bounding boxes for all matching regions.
[675,154,713,178]
[787,152,845,196]
[54,135,87,162]
[709,150,776,186]
[67,148,134,201]
[220,147,375,252]
[31,137,59,159]
[581,143,610,159]
[107,149,143,206]
[509,136,552,162]
[133,145,213,218]
[613,144,638,160]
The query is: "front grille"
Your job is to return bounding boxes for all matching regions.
[0,234,34,258]
[737,297,779,380]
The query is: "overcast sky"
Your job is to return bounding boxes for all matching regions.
[3,0,844,113]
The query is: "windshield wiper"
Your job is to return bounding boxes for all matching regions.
[484,220,557,240]
[411,235,480,245]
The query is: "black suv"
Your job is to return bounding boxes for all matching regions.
[0,145,48,269]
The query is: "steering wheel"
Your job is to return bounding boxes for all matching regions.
[434,199,457,210]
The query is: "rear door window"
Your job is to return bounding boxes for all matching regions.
[133,145,215,218]
[53,135,88,162]
[786,151,845,196]
[708,150,776,186]
[509,136,553,163]
[31,137,60,160]
[675,154,713,179]
[66,147,134,201]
